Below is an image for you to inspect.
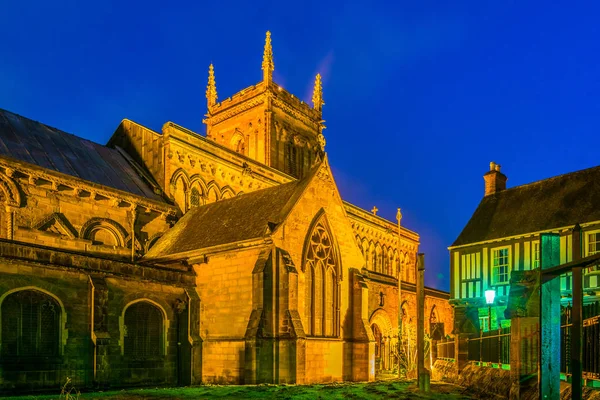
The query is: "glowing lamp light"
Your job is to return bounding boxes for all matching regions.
[485,289,496,305]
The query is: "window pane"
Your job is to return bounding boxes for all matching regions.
[124,302,163,359]
[1,290,60,358]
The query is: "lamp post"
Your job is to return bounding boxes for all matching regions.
[483,289,496,365]
[485,289,496,331]
[396,208,403,378]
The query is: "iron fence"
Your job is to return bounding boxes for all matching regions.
[467,327,511,365]
[435,337,455,360]
[561,301,600,381]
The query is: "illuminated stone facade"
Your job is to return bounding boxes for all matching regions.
[0,32,451,392]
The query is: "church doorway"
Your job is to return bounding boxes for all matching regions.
[371,323,385,373]
[369,309,394,377]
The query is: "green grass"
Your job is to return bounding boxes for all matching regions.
[3,380,477,400]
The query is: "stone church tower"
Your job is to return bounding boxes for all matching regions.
[203,31,326,179]
[0,32,452,392]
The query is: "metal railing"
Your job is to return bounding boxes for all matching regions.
[561,302,600,381]
[467,327,511,366]
[435,337,455,360]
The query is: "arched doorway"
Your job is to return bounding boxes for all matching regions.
[369,309,394,375]
[371,323,384,372]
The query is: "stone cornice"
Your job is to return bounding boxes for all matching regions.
[204,93,265,126]
[163,122,294,187]
[0,239,195,286]
[344,201,420,244]
[271,97,319,131]
[360,268,450,299]
[0,155,177,216]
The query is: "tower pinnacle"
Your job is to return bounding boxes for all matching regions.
[312,73,324,112]
[262,31,274,83]
[206,64,218,108]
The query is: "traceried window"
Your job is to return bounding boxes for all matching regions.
[492,247,510,285]
[124,302,163,359]
[190,187,201,208]
[305,221,339,337]
[1,290,61,358]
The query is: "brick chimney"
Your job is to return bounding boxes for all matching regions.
[483,161,507,196]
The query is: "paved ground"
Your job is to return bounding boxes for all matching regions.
[5,380,477,400]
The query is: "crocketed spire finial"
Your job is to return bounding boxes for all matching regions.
[206,63,218,108]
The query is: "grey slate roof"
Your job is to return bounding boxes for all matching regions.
[145,168,316,259]
[0,108,163,201]
[452,165,600,247]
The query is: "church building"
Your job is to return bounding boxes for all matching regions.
[0,32,452,392]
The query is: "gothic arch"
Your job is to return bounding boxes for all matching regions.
[80,218,128,247]
[170,168,190,212]
[169,168,190,189]
[120,298,169,356]
[206,181,220,203]
[302,210,342,337]
[361,238,369,266]
[0,171,21,207]
[220,186,235,199]
[430,305,439,324]
[369,308,394,337]
[375,243,382,273]
[301,209,343,280]
[145,232,164,253]
[0,286,68,355]
[125,235,142,252]
[368,241,375,271]
[189,175,208,194]
[230,129,246,154]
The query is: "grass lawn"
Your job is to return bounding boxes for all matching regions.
[4,380,477,400]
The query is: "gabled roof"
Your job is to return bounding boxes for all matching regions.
[0,108,163,201]
[145,162,321,259]
[452,165,600,247]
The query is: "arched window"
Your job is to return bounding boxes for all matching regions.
[124,301,163,359]
[429,306,445,340]
[286,142,297,177]
[190,187,201,208]
[304,221,339,337]
[1,290,61,358]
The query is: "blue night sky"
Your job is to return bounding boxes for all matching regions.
[1,1,599,291]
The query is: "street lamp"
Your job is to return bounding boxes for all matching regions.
[485,289,496,331]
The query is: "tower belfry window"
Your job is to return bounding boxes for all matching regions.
[287,143,297,177]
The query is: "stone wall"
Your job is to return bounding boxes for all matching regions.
[0,241,194,394]
[194,247,262,384]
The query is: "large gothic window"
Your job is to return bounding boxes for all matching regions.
[304,221,340,337]
[1,290,61,358]
[124,301,163,359]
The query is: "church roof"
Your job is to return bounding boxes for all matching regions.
[145,168,317,259]
[452,165,600,247]
[0,108,163,201]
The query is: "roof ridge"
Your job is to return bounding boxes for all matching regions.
[500,164,600,194]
